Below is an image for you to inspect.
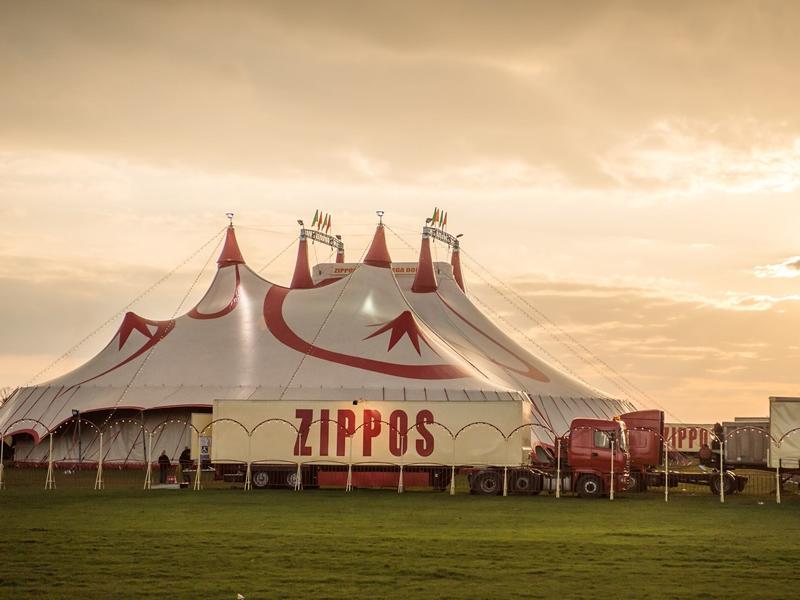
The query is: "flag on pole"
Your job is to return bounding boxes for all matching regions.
[432,207,440,226]
[311,209,319,228]
[317,212,323,230]
[325,214,332,233]
[442,211,447,229]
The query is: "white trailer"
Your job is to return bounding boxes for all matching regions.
[770,397,800,469]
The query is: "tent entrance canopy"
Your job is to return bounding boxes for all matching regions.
[211,396,533,467]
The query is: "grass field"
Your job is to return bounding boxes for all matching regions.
[1,489,799,599]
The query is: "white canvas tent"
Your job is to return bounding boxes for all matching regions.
[0,219,636,463]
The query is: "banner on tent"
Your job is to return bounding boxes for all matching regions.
[212,399,531,465]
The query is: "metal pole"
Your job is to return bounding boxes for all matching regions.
[77,416,82,474]
[193,431,202,491]
[555,437,562,499]
[719,440,725,504]
[776,459,781,505]
[294,462,302,491]
[144,431,153,490]
[94,432,104,490]
[449,438,456,496]
[244,436,252,491]
[345,435,353,492]
[664,439,669,503]
[397,464,404,494]
[610,439,615,501]
[45,433,56,490]
[503,466,508,497]
[0,431,5,490]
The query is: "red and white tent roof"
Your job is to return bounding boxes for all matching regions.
[0,221,635,441]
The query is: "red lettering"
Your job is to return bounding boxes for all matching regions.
[389,410,408,457]
[700,429,708,446]
[362,409,382,456]
[294,409,313,456]
[336,409,355,456]
[678,427,687,449]
[319,409,330,457]
[415,410,434,457]
[688,428,698,448]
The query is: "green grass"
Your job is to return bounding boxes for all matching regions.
[1,489,799,599]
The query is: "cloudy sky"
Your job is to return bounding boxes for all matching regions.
[1,0,799,422]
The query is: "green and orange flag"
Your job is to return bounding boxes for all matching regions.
[311,209,319,227]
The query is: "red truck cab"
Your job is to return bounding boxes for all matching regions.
[566,418,629,497]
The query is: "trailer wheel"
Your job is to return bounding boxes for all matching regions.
[709,473,736,496]
[511,471,539,494]
[252,470,269,489]
[286,471,299,489]
[472,471,501,495]
[577,475,604,498]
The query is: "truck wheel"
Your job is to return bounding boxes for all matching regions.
[624,472,642,493]
[709,473,736,496]
[472,471,501,495]
[252,470,269,489]
[577,475,604,498]
[286,471,299,489]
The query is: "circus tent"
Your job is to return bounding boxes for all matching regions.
[0,217,636,464]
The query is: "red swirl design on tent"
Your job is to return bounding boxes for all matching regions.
[188,265,241,319]
[436,292,550,382]
[263,286,470,380]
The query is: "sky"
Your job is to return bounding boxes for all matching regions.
[1,0,799,422]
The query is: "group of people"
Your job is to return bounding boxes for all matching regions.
[157,446,193,484]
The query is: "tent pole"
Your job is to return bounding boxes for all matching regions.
[397,464,404,494]
[193,433,202,491]
[664,439,669,503]
[776,459,781,505]
[719,440,725,503]
[244,436,252,491]
[45,433,56,490]
[449,437,456,496]
[345,436,353,493]
[294,462,302,491]
[502,466,508,497]
[609,439,615,501]
[94,432,104,490]
[0,433,5,490]
[555,437,561,499]
[144,431,152,490]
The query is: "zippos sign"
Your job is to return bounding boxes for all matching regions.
[212,399,531,466]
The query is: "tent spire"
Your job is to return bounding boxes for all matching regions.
[411,229,438,293]
[290,229,314,289]
[217,215,245,268]
[363,213,391,268]
[451,238,465,292]
[335,235,345,263]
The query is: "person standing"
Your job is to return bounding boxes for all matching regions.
[158,450,171,484]
[179,446,191,482]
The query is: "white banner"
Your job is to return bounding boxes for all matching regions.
[664,424,713,453]
[770,397,800,468]
[211,399,531,466]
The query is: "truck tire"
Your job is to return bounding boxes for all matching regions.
[286,471,299,489]
[252,470,269,489]
[472,471,501,495]
[577,474,604,498]
[709,473,736,496]
[511,471,533,494]
[624,472,643,493]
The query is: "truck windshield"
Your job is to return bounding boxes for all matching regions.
[593,428,627,451]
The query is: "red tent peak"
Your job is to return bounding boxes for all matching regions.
[451,242,465,292]
[363,224,392,268]
[290,231,314,289]
[217,226,245,268]
[411,232,438,293]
